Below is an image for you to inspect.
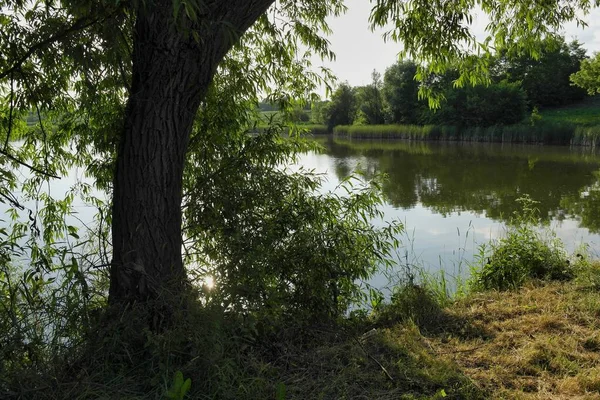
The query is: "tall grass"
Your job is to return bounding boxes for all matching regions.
[333,124,455,140]
[572,125,600,146]
[250,124,328,135]
[333,122,600,146]
[469,195,575,291]
[302,124,329,135]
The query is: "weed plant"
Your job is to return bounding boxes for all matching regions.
[470,195,574,291]
[374,236,466,333]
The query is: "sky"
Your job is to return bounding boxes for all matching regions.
[315,0,600,90]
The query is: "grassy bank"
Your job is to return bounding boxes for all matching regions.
[329,263,600,399]
[3,198,600,399]
[333,122,600,146]
[540,95,600,126]
[331,96,600,146]
[431,275,600,399]
[20,258,596,399]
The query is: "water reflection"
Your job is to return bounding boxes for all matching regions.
[326,138,600,231]
[296,138,600,285]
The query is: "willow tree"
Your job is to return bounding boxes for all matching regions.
[572,52,600,95]
[0,0,597,312]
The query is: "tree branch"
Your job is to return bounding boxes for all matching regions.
[34,100,50,171]
[0,191,24,210]
[0,12,114,81]
[0,148,60,179]
[3,72,15,151]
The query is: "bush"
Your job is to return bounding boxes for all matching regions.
[470,195,573,291]
[185,126,403,323]
[428,80,527,127]
[290,108,310,122]
[376,283,446,331]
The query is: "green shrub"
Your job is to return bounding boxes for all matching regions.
[470,195,573,291]
[376,283,446,331]
[185,126,403,323]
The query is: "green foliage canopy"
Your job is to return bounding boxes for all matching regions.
[323,82,357,128]
[571,52,600,95]
[370,0,598,106]
[430,79,527,126]
[382,60,422,124]
[355,70,386,125]
[494,38,588,107]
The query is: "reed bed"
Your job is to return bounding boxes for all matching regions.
[250,124,329,135]
[333,122,600,146]
[302,124,329,135]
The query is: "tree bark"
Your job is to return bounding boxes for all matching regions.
[109,0,274,310]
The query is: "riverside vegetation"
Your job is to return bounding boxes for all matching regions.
[267,36,600,145]
[330,95,600,145]
[4,0,600,399]
[275,96,600,145]
[5,78,600,400]
[4,66,600,400]
[3,190,600,399]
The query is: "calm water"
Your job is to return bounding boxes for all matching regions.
[5,138,600,291]
[296,137,600,288]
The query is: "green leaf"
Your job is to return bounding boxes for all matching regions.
[276,382,286,400]
[181,378,191,397]
[166,371,191,400]
[67,225,79,239]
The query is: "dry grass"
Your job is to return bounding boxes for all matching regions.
[5,259,600,399]
[421,278,600,399]
[262,263,600,399]
[270,323,485,399]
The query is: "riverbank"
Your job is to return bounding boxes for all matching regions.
[431,276,600,398]
[300,96,600,145]
[541,95,600,127]
[331,122,600,146]
[258,209,600,399]
[300,120,600,146]
[265,266,600,399]
[10,271,600,399]
[6,249,600,399]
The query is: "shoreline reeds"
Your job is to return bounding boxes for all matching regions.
[333,122,600,146]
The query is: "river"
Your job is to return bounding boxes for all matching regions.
[297,137,600,289]
[3,137,600,292]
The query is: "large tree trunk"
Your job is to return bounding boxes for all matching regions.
[109,0,274,310]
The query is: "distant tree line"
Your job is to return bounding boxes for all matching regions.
[257,100,313,123]
[312,37,588,129]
